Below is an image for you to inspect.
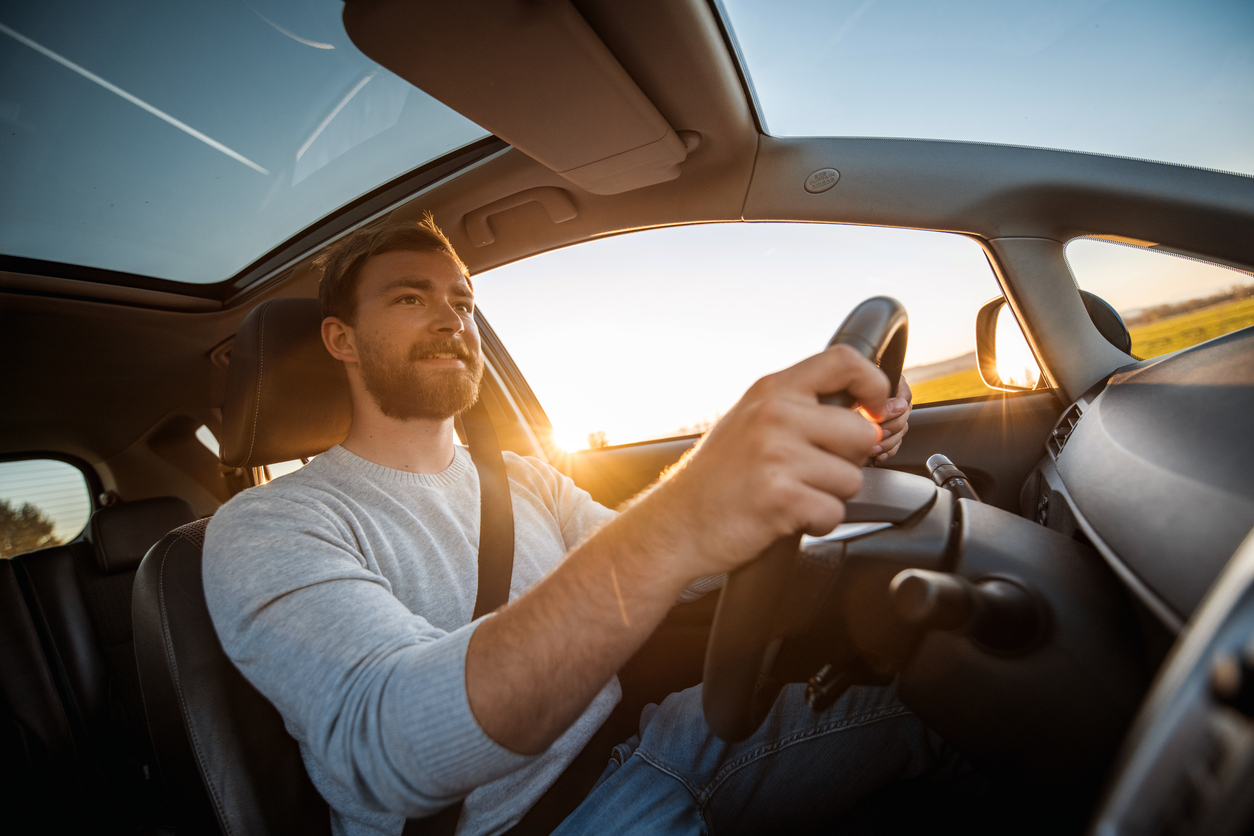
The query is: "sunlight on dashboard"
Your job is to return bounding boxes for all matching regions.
[995,308,1041,389]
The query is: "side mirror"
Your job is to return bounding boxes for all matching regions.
[1079,290,1132,355]
[975,298,1043,391]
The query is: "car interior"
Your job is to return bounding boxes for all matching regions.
[2,1,1253,834]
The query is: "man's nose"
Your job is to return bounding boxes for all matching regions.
[430,299,464,334]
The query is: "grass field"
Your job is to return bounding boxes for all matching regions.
[909,296,1254,404]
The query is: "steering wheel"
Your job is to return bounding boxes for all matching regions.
[702,296,909,742]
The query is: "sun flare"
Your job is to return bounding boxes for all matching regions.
[549,427,592,453]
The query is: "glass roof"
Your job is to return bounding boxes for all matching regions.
[0,1,489,285]
[719,0,1254,177]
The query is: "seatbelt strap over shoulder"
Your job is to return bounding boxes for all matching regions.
[403,396,515,836]
[461,394,516,618]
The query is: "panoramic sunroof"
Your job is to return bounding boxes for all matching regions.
[0,0,488,285]
[719,0,1254,177]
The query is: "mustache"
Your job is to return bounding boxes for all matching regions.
[407,338,477,363]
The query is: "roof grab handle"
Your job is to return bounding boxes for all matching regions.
[464,187,578,248]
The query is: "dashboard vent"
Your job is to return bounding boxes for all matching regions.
[1047,403,1084,460]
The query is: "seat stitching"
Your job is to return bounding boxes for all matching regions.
[243,301,268,466]
[157,535,235,836]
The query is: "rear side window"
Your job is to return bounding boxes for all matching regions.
[1066,238,1254,359]
[0,459,93,559]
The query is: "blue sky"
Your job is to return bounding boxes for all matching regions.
[722,0,1254,176]
[0,0,485,282]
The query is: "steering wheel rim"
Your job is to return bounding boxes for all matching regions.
[702,296,909,742]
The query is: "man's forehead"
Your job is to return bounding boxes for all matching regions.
[360,249,472,294]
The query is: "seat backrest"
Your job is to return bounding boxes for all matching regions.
[11,496,198,829]
[0,558,87,832]
[133,519,331,836]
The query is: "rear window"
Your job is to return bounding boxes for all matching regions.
[0,459,93,559]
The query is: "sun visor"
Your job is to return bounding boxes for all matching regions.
[342,0,690,195]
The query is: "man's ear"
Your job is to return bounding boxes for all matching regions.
[321,317,358,365]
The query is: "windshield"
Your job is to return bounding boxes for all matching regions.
[0,0,488,284]
[718,0,1254,177]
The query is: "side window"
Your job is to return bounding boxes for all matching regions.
[475,222,1009,450]
[0,459,93,559]
[1066,238,1254,360]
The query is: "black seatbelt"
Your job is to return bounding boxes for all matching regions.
[404,395,514,836]
[406,396,621,834]
[461,394,516,619]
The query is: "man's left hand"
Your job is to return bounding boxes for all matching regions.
[869,376,912,463]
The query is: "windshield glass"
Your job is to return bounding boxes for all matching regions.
[0,0,488,284]
[719,0,1254,176]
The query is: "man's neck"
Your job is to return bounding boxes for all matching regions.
[340,407,459,474]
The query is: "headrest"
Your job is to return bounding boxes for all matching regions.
[89,496,197,574]
[221,297,352,468]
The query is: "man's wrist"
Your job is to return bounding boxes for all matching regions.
[610,477,710,592]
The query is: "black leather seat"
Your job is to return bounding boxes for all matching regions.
[134,517,331,836]
[0,556,85,833]
[3,495,195,833]
[133,298,348,836]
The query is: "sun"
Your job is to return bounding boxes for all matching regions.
[549,427,591,453]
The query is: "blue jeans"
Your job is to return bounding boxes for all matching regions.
[552,682,952,835]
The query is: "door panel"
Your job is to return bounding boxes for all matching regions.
[563,391,1062,515]
[561,437,697,509]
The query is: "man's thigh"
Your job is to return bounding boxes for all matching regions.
[553,682,946,835]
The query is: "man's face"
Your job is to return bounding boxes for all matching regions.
[349,248,484,420]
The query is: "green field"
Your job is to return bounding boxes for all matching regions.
[1126,296,1254,359]
[910,367,989,404]
[909,296,1254,405]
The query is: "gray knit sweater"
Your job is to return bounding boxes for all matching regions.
[203,445,621,836]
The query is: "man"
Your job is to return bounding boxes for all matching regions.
[204,217,933,836]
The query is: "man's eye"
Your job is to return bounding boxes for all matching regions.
[455,302,473,313]
[397,295,421,305]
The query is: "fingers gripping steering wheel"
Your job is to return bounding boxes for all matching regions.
[701,297,909,742]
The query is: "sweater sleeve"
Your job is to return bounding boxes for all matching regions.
[202,491,536,818]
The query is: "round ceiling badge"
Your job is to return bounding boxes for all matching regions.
[804,168,840,194]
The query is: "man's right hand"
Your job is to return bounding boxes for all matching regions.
[649,344,891,581]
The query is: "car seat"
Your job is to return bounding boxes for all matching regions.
[132,298,347,836]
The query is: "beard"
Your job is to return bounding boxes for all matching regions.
[357,334,484,420]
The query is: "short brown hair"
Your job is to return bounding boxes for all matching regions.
[315,214,469,324]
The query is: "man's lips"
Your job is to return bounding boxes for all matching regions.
[413,351,467,366]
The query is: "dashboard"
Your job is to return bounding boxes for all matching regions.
[1026,326,1254,628]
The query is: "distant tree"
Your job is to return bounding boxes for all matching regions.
[0,499,61,560]
[587,431,610,450]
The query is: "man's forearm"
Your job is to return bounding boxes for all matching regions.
[465,487,693,755]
